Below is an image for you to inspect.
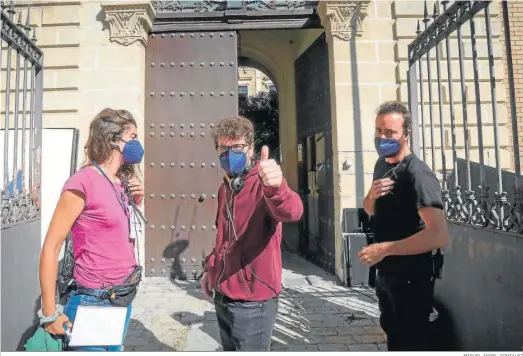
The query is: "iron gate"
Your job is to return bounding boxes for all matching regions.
[1,1,44,350]
[407,0,521,232]
[144,31,238,279]
[1,1,44,228]
[295,33,335,273]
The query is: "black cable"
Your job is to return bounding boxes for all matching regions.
[225,190,278,297]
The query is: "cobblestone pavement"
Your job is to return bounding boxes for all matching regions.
[125,250,387,352]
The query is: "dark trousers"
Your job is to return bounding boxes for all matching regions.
[214,292,279,351]
[375,273,435,351]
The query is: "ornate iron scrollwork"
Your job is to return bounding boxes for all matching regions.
[152,0,313,13]
[446,185,468,222]
[488,191,511,230]
[442,187,451,217]
[475,185,491,227]
[152,1,227,13]
[408,1,489,64]
[504,188,523,233]
[1,190,40,228]
[1,10,43,67]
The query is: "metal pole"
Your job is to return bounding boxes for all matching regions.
[416,21,427,162]
[433,4,447,190]
[469,8,486,190]
[456,25,472,194]
[442,1,458,188]
[501,1,520,177]
[408,60,420,156]
[485,5,504,224]
[12,13,23,196]
[28,65,35,193]
[21,8,31,194]
[423,2,436,171]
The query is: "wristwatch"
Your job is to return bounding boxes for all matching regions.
[37,304,64,325]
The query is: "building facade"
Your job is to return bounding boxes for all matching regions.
[1,1,521,350]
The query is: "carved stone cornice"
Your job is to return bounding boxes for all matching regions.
[101,2,155,47]
[318,0,370,42]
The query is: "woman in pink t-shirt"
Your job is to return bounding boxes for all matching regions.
[38,108,145,351]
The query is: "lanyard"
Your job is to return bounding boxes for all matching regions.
[92,161,128,216]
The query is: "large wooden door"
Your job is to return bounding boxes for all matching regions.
[144,31,238,279]
[295,33,335,273]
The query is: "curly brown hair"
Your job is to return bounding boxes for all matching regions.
[211,115,254,148]
[82,108,141,180]
[376,101,412,135]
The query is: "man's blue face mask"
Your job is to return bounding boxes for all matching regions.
[374,133,407,158]
[219,148,247,176]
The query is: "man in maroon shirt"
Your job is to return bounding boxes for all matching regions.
[201,115,303,351]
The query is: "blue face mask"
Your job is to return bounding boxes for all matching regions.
[122,139,144,164]
[375,137,402,158]
[219,149,247,176]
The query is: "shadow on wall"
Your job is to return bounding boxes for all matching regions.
[163,240,190,280]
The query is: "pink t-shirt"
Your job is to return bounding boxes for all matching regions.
[62,167,137,289]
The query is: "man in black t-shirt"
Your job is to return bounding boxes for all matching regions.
[359,101,449,351]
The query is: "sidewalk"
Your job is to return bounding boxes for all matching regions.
[125,251,386,351]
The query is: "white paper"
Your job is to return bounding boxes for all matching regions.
[68,305,128,346]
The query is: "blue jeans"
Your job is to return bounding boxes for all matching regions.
[64,290,132,351]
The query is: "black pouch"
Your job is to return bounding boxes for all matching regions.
[57,234,75,304]
[107,265,142,307]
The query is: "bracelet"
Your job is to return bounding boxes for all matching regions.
[37,304,64,325]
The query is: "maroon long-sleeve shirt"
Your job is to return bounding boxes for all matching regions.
[204,161,304,301]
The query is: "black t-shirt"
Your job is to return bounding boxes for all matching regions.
[372,153,443,279]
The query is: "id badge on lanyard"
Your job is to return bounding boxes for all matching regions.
[128,205,144,240]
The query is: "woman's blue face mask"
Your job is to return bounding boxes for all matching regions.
[121,139,144,164]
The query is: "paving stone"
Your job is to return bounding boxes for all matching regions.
[180,313,205,323]
[309,327,337,336]
[289,344,320,351]
[363,325,386,335]
[125,336,152,347]
[323,334,356,344]
[336,326,366,336]
[318,343,350,351]
[271,343,290,351]
[349,343,380,351]
[354,333,387,344]
[126,250,380,352]
[181,322,217,351]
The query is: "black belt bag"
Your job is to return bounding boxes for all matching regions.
[109,265,142,307]
[79,266,142,307]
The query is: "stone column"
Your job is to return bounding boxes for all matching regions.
[80,1,154,267]
[319,0,395,280]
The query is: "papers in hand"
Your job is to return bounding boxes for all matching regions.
[68,305,128,347]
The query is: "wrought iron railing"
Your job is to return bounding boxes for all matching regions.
[0,0,44,229]
[407,1,522,232]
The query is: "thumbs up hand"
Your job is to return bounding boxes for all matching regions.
[258,145,283,188]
